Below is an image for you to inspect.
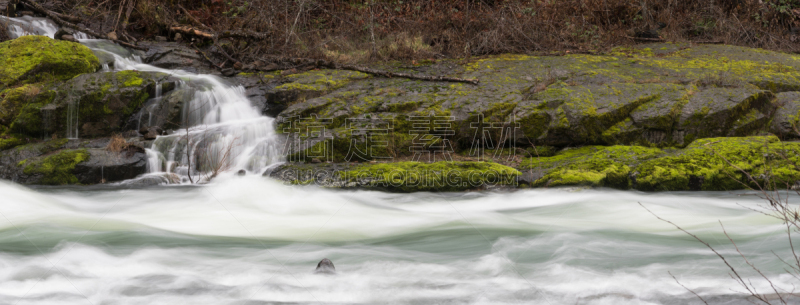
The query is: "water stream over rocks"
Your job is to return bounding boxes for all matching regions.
[2,16,799,305]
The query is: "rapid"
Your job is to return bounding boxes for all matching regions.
[0,15,797,305]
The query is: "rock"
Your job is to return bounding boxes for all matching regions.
[221,68,237,77]
[273,44,800,160]
[314,258,335,274]
[520,136,800,191]
[268,161,521,192]
[770,92,800,138]
[0,36,100,87]
[237,169,246,176]
[138,41,213,74]
[74,145,148,184]
[107,31,118,41]
[155,36,167,42]
[140,126,163,140]
[233,62,243,70]
[174,33,182,42]
[61,35,77,42]
[54,28,75,41]
[0,71,178,140]
[0,138,149,185]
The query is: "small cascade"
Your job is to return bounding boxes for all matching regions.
[66,100,79,139]
[0,16,58,38]
[40,104,56,140]
[73,31,90,40]
[5,16,284,182]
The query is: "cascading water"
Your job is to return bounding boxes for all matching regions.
[3,20,283,181]
[79,40,283,182]
[0,15,58,38]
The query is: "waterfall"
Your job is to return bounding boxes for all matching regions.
[5,17,284,182]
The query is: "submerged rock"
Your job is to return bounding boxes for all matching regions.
[314,258,335,274]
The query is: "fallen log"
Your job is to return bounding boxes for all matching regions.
[170,25,268,40]
[262,58,480,85]
[21,0,146,51]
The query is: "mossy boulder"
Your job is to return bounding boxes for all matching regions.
[522,145,664,188]
[0,84,57,139]
[0,36,100,87]
[274,44,800,154]
[21,148,89,185]
[633,136,800,191]
[1,138,148,185]
[266,161,521,192]
[519,136,800,191]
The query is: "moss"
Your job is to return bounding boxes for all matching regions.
[0,134,25,150]
[337,161,521,192]
[23,149,89,185]
[635,136,800,191]
[523,145,664,188]
[115,70,144,87]
[0,84,57,137]
[0,36,100,87]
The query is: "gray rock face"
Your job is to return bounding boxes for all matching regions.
[139,41,215,74]
[771,92,800,138]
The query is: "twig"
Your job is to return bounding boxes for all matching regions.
[268,58,480,85]
[669,271,710,305]
[639,202,773,304]
[624,35,665,42]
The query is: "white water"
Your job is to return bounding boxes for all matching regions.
[0,179,797,304]
[78,40,282,181]
[3,17,800,305]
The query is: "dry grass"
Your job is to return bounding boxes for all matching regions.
[105,134,127,153]
[23,85,41,99]
[53,0,800,65]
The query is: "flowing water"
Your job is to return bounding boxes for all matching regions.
[3,18,800,305]
[0,179,797,305]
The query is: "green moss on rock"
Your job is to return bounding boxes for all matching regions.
[523,145,663,188]
[22,149,89,185]
[634,136,800,191]
[338,161,521,192]
[0,36,100,87]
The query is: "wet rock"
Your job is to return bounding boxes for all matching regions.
[74,145,148,184]
[140,126,163,140]
[314,258,335,274]
[54,28,76,41]
[237,169,246,176]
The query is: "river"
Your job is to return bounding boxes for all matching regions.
[1,15,798,305]
[0,179,795,304]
